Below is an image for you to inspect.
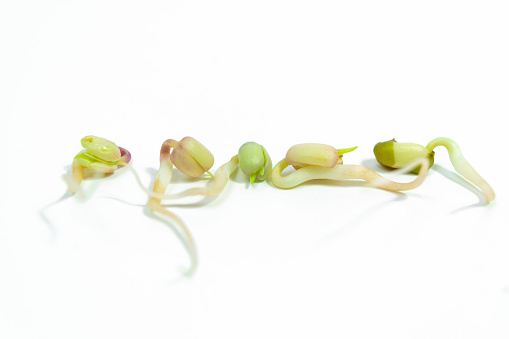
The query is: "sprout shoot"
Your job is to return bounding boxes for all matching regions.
[373,139,434,174]
[139,141,272,201]
[238,142,272,184]
[147,136,215,275]
[374,137,495,203]
[272,143,429,191]
[143,139,272,273]
[67,136,131,194]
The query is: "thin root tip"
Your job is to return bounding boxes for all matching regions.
[179,264,197,276]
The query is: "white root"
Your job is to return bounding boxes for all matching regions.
[146,154,199,275]
[122,155,240,274]
[147,198,198,275]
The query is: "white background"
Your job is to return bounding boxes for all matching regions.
[1,1,508,338]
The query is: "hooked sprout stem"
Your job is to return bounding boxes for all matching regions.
[426,137,495,202]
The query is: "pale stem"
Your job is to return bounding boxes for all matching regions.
[166,155,239,198]
[67,158,85,194]
[271,158,429,191]
[129,155,239,200]
[426,137,495,202]
[152,157,174,196]
[145,142,199,275]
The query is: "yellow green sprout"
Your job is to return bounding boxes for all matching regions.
[147,136,215,275]
[68,135,131,194]
[144,138,274,274]
[374,137,495,203]
[373,139,434,174]
[272,143,429,191]
[62,133,495,277]
[238,142,272,184]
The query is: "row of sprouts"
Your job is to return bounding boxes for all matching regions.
[65,135,495,275]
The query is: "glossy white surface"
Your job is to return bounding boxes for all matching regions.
[1,1,508,338]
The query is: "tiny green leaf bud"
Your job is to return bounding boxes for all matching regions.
[170,136,214,177]
[238,142,272,183]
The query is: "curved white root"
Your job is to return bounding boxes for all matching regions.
[426,137,495,203]
[123,155,240,275]
[147,154,198,275]
[124,156,240,200]
[147,199,198,275]
[271,158,429,191]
